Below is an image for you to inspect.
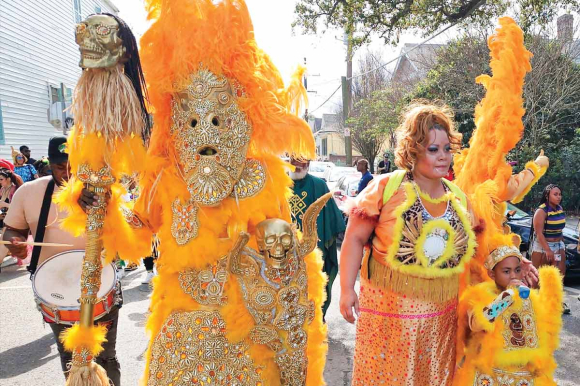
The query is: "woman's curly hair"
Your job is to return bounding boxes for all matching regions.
[394,100,462,171]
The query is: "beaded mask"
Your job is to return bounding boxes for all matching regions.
[171,68,252,206]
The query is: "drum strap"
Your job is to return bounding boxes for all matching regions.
[27,178,56,276]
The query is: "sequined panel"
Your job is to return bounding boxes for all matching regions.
[170,68,252,203]
[398,197,468,269]
[352,284,457,386]
[501,299,538,351]
[178,257,229,306]
[171,198,199,245]
[473,368,534,386]
[147,310,263,386]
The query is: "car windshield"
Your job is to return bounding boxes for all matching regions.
[330,167,357,181]
[506,203,530,220]
[309,163,327,173]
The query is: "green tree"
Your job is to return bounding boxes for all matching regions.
[293,0,580,50]
[411,28,580,212]
[347,88,400,171]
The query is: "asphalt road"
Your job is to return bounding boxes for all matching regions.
[1,263,579,386]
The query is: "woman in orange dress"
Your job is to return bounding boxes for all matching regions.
[340,102,478,385]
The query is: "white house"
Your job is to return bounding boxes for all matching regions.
[0,0,119,161]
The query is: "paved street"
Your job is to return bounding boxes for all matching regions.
[1,263,579,386]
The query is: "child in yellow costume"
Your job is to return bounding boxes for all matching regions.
[60,0,328,385]
[454,239,563,386]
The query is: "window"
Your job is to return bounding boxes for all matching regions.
[0,101,4,145]
[73,0,82,23]
[322,138,327,156]
[47,84,73,131]
[95,5,102,13]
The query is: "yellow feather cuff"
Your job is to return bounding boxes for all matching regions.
[61,324,108,356]
[511,161,547,204]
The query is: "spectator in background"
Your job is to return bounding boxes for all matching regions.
[377,153,391,175]
[356,158,373,194]
[0,169,22,228]
[20,145,37,165]
[11,147,38,183]
[33,158,52,177]
[0,159,14,171]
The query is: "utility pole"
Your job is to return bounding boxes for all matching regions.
[342,30,353,166]
[303,57,308,122]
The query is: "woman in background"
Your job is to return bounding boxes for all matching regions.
[530,184,569,314]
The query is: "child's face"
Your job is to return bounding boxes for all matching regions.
[489,256,522,290]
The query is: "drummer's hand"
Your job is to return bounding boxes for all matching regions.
[340,288,360,324]
[78,188,100,213]
[6,237,28,259]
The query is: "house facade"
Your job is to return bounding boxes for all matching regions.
[313,113,363,166]
[0,0,119,161]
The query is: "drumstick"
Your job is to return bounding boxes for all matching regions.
[0,240,74,247]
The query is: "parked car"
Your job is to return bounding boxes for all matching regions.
[323,166,359,190]
[309,161,335,179]
[332,174,361,212]
[505,202,579,279]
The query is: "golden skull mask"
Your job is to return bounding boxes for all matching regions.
[75,15,125,69]
[256,219,294,269]
[171,69,252,206]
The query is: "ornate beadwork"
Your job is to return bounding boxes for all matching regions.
[276,351,308,386]
[121,207,143,228]
[178,257,228,306]
[148,310,263,386]
[249,325,282,352]
[171,198,199,245]
[474,368,534,386]
[77,164,115,186]
[80,259,102,304]
[396,184,469,269]
[501,298,538,350]
[231,159,266,200]
[71,347,94,367]
[171,68,252,202]
[289,191,308,231]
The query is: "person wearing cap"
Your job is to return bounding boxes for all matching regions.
[454,243,563,386]
[2,137,122,384]
[288,157,346,319]
[377,153,391,175]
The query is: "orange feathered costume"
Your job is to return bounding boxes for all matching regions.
[58,0,327,385]
[454,17,547,288]
[453,17,561,386]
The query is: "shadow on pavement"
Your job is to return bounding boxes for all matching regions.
[324,337,353,386]
[0,265,29,285]
[0,332,59,379]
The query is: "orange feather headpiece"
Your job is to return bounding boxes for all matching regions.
[141,0,315,163]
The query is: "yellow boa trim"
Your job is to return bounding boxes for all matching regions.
[454,266,563,385]
[383,182,476,279]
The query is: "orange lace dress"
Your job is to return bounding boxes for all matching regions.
[349,173,476,386]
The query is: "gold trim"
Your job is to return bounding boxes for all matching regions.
[367,253,459,302]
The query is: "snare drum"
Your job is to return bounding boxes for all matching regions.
[32,250,118,325]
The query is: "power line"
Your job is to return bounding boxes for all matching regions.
[309,84,342,114]
[308,22,457,112]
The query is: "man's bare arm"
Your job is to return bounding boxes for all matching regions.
[3,226,29,259]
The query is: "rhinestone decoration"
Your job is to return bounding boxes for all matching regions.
[170,68,252,202]
[171,198,199,245]
[178,257,229,306]
[148,310,263,386]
